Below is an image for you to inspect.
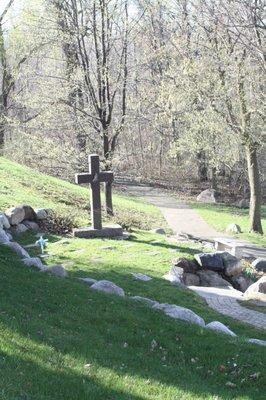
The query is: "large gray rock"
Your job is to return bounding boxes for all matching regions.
[197,270,230,287]
[42,264,68,278]
[130,296,159,307]
[221,252,242,277]
[151,228,166,235]
[225,223,241,234]
[14,223,28,234]
[251,258,266,273]
[78,277,98,286]
[22,257,45,270]
[131,272,152,281]
[248,338,266,347]
[172,258,198,274]
[244,276,266,298]
[197,189,217,203]
[5,241,30,258]
[90,280,125,297]
[23,221,40,231]
[35,208,48,220]
[0,228,10,244]
[237,199,249,209]
[163,266,184,285]
[21,205,37,221]
[231,275,253,292]
[152,303,205,327]
[0,213,10,229]
[195,252,224,271]
[5,206,25,225]
[183,273,200,286]
[206,321,237,337]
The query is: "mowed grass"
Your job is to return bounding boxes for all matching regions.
[190,202,266,246]
[0,156,266,399]
[1,233,266,400]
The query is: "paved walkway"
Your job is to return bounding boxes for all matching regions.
[120,183,266,330]
[121,184,226,239]
[190,286,266,330]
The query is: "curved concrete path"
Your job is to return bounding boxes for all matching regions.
[121,184,226,239]
[120,183,266,331]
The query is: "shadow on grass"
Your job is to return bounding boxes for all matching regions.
[0,351,147,400]
[128,236,200,256]
[1,245,266,400]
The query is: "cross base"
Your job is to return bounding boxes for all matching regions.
[73,224,123,239]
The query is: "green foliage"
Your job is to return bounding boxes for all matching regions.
[39,210,79,234]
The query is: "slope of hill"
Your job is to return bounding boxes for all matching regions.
[0,157,265,400]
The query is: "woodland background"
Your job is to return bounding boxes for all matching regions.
[0,0,265,231]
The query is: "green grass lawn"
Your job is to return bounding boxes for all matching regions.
[0,157,266,399]
[190,202,266,246]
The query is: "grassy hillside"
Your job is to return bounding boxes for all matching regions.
[0,157,266,399]
[191,202,266,246]
[0,157,164,230]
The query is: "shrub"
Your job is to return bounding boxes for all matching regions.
[39,211,79,234]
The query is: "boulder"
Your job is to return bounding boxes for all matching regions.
[248,338,266,347]
[206,321,236,337]
[244,276,266,298]
[0,228,11,244]
[251,258,266,273]
[195,252,224,271]
[221,252,242,277]
[197,189,217,203]
[22,257,45,270]
[90,280,125,297]
[231,275,253,292]
[131,272,152,281]
[5,206,25,225]
[23,221,40,231]
[197,270,230,287]
[5,242,30,258]
[5,232,13,241]
[78,277,98,286]
[151,228,166,235]
[152,303,205,327]
[0,213,10,229]
[130,296,159,307]
[42,264,68,278]
[172,258,198,274]
[22,205,37,221]
[163,266,184,285]
[225,223,241,234]
[14,223,28,234]
[183,273,200,286]
[237,199,249,209]
[35,208,48,220]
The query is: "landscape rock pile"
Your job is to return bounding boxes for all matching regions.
[0,204,50,238]
[164,252,266,299]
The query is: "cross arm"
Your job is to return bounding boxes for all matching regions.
[75,173,93,184]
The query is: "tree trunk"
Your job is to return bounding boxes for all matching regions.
[196,151,208,182]
[246,143,263,234]
[210,167,217,191]
[103,128,114,215]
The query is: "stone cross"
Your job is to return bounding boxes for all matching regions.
[75,154,113,230]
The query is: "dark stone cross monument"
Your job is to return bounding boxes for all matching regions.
[73,154,123,238]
